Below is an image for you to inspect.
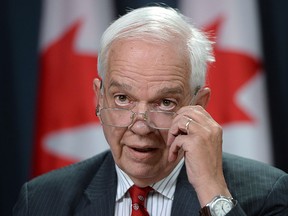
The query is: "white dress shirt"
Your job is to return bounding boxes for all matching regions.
[114,158,184,216]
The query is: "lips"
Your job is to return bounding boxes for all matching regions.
[131,147,156,152]
[125,145,159,161]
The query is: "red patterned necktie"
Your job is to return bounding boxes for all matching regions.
[128,185,153,216]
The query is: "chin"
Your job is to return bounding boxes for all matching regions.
[126,161,173,184]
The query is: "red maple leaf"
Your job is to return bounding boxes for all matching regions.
[204,18,261,125]
[33,21,99,176]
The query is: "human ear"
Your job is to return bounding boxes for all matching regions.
[93,78,103,108]
[193,87,211,108]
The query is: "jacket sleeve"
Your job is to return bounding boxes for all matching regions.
[227,173,288,216]
[259,173,288,215]
[226,203,247,216]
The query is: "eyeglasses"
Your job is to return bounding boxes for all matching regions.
[97,107,176,130]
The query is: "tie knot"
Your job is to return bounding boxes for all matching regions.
[129,185,152,205]
[129,185,153,215]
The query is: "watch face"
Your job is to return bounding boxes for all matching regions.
[212,199,233,216]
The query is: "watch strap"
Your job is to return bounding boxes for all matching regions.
[199,206,212,216]
[199,195,236,216]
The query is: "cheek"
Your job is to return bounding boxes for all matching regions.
[103,126,126,151]
[159,130,169,145]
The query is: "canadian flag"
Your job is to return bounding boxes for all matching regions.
[33,0,113,176]
[180,0,273,164]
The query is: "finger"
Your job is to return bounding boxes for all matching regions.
[168,137,183,162]
[167,105,216,146]
[185,117,193,134]
[177,105,211,119]
[167,115,195,146]
[168,132,199,162]
[180,106,212,126]
[180,106,217,135]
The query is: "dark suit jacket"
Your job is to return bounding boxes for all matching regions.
[13,151,288,215]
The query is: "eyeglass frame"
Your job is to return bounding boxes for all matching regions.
[96,83,201,130]
[96,107,177,130]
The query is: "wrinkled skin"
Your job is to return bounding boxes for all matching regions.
[94,39,231,206]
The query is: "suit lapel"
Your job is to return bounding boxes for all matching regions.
[74,153,117,216]
[171,165,201,216]
[73,153,201,216]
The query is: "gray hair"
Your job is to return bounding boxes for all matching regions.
[97,6,215,91]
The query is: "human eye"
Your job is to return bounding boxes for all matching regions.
[114,94,131,107]
[159,99,177,111]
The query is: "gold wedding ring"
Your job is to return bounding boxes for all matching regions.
[185,118,193,133]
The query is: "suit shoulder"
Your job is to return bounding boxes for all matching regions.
[222,153,288,214]
[29,150,113,190]
[222,152,286,177]
[14,151,115,215]
[223,153,288,201]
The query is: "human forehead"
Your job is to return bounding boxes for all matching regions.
[108,38,189,67]
[106,39,190,82]
[104,39,191,96]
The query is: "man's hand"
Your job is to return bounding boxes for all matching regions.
[167,105,232,206]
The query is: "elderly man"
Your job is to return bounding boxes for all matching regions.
[14,6,288,216]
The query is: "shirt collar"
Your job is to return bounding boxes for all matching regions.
[115,158,184,201]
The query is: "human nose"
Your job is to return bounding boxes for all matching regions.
[130,102,149,121]
[129,114,154,135]
[129,109,149,127]
[129,104,154,134]
[130,112,148,123]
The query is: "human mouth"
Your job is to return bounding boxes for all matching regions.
[127,145,158,160]
[131,147,156,153]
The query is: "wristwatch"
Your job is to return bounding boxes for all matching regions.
[199,195,236,216]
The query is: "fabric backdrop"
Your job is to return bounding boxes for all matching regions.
[1,0,287,215]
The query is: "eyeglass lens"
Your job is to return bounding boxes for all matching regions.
[99,108,174,129]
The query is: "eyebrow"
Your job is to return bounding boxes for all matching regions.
[156,86,184,95]
[107,80,184,97]
[107,80,132,91]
